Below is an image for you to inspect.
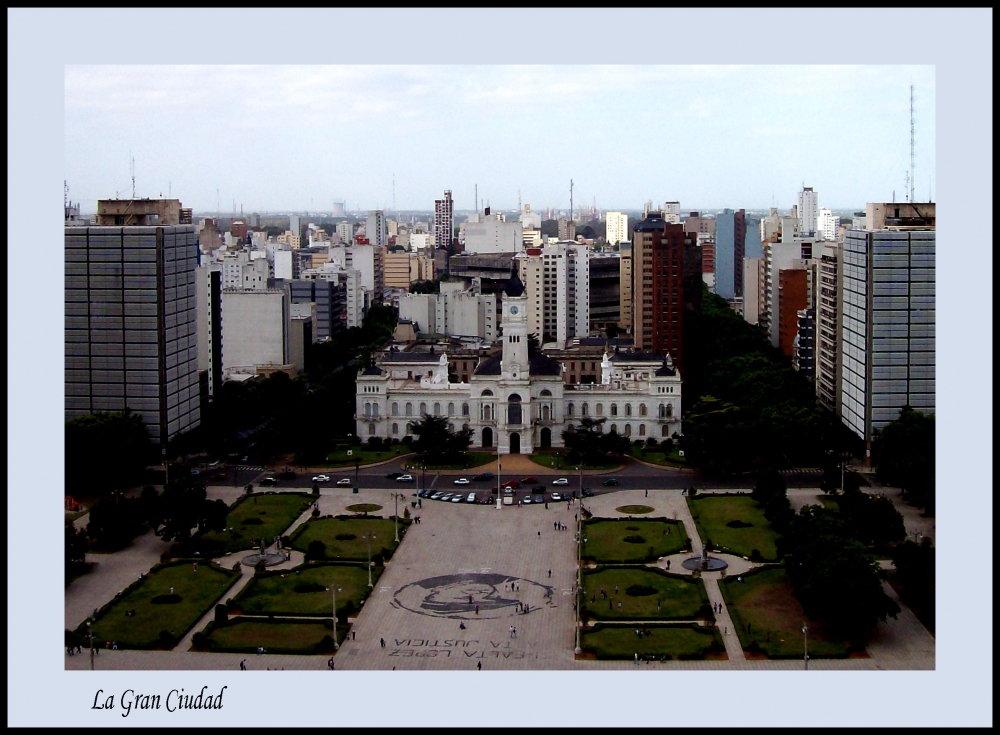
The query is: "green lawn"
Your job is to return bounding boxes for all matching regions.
[325,447,409,467]
[235,563,375,618]
[581,624,724,660]
[196,493,313,555]
[631,448,688,467]
[200,618,341,654]
[419,452,498,470]
[289,517,401,562]
[720,567,856,658]
[582,518,689,563]
[527,449,620,471]
[687,495,781,561]
[818,496,841,513]
[79,561,239,650]
[582,568,708,620]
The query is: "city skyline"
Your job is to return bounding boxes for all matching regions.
[65,65,935,214]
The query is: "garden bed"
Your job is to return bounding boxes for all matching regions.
[288,516,402,562]
[196,617,342,654]
[582,518,689,563]
[194,492,313,556]
[581,623,725,660]
[687,494,780,561]
[234,562,375,618]
[581,567,709,621]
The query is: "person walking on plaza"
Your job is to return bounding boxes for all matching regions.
[240,659,247,670]
[477,661,482,670]
[380,638,386,648]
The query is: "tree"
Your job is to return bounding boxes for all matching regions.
[872,407,935,513]
[838,490,906,549]
[65,520,88,580]
[150,476,228,545]
[782,507,900,639]
[409,279,440,294]
[605,324,621,340]
[890,539,934,630]
[561,417,607,462]
[680,397,755,476]
[65,409,154,496]
[410,415,473,462]
[86,495,148,551]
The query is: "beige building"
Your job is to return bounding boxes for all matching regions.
[605,211,628,246]
[619,241,633,331]
[384,252,436,290]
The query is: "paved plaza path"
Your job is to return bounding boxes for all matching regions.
[65,485,934,670]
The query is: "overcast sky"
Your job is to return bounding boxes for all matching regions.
[65,64,935,215]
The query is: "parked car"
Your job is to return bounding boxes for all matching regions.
[278,468,297,480]
[336,478,352,487]
[551,492,563,501]
[450,494,463,503]
[438,493,453,501]
[503,486,514,494]
[313,475,331,483]
[552,478,569,486]
[520,476,538,484]
[430,492,445,500]
[260,477,278,486]
[466,493,476,503]
[386,472,403,480]
[602,478,619,486]
[396,474,414,483]
[453,478,470,485]
[523,495,533,504]
[473,472,495,481]
[532,485,546,493]
[533,494,545,504]
[501,480,520,489]
[418,489,433,498]
[582,487,596,497]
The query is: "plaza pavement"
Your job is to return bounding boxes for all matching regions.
[65,484,934,671]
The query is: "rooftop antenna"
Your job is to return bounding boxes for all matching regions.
[518,189,521,213]
[130,153,135,198]
[64,180,68,209]
[217,189,220,215]
[909,83,916,204]
[570,178,574,223]
[475,183,478,213]
[392,173,396,216]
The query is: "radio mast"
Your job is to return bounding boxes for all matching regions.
[909,84,915,203]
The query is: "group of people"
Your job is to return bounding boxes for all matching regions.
[553,521,569,531]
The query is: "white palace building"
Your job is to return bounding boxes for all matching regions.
[356,274,682,454]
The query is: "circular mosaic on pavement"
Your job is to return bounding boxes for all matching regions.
[392,573,555,620]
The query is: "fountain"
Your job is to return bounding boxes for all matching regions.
[240,537,284,568]
[681,544,729,572]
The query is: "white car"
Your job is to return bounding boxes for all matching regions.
[551,492,563,501]
[552,478,569,486]
[312,475,331,483]
[450,494,463,503]
[336,478,352,487]
[466,493,476,503]
[397,474,414,482]
[453,478,470,485]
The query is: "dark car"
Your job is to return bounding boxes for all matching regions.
[278,468,297,480]
[386,472,403,480]
[260,477,278,486]
[520,476,538,484]
[582,487,596,497]
[418,489,433,498]
[532,485,546,493]
[602,477,619,486]
[501,479,520,489]
[473,472,495,481]
[533,494,544,504]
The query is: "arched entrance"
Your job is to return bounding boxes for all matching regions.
[509,432,521,454]
[540,427,552,449]
[507,394,523,425]
[482,427,493,448]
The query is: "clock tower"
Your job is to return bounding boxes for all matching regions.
[500,272,529,380]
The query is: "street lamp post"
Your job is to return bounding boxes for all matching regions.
[365,532,375,587]
[331,586,342,650]
[803,623,809,670]
[390,492,401,542]
[575,474,584,655]
[86,621,95,670]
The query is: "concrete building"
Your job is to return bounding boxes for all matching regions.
[715,208,747,299]
[516,242,590,345]
[631,215,701,377]
[818,207,840,242]
[195,264,223,398]
[618,242,633,332]
[289,214,300,238]
[344,269,366,328]
[220,287,291,377]
[840,204,935,446]
[222,255,270,290]
[798,187,818,236]
[683,212,716,237]
[274,248,296,281]
[356,275,682,452]
[557,218,576,242]
[96,198,192,226]
[65,224,200,446]
[742,257,764,326]
[434,190,454,252]
[815,241,842,415]
[662,202,681,224]
[366,210,388,250]
[700,236,716,293]
[346,244,385,301]
[793,307,816,381]
[605,211,628,247]
[519,205,542,231]
[384,251,414,290]
[289,279,346,341]
[464,209,523,254]
[398,284,497,342]
[336,221,354,246]
[761,238,807,348]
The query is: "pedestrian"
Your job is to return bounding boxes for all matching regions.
[193,561,198,573]
[240,659,247,670]
[509,625,513,637]
[666,560,671,570]
[477,661,482,670]
[257,646,263,656]
[327,657,334,670]
[460,622,466,630]
[352,631,356,641]
[548,569,551,578]
[645,489,648,497]
[618,601,622,610]
[380,637,386,648]
[537,531,540,537]
[169,587,174,595]
[724,627,728,636]
[512,627,516,638]
[738,576,742,583]
[469,595,473,605]
[634,653,639,665]
[615,585,619,594]
[475,605,479,615]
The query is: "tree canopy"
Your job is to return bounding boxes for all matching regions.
[561,417,632,462]
[872,407,935,513]
[149,474,228,545]
[409,414,473,462]
[65,409,155,496]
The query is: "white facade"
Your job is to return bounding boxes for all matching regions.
[464,211,524,254]
[743,257,762,325]
[289,214,300,237]
[817,207,840,242]
[762,240,806,347]
[344,269,365,328]
[519,205,542,230]
[356,285,683,453]
[517,241,589,345]
[606,211,629,245]
[336,221,354,245]
[409,232,431,252]
[222,255,269,290]
[662,202,681,224]
[398,287,497,341]
[366,210,388,250]
[274,249,294,280]
[221,288,291,376]
[798,187,818,236]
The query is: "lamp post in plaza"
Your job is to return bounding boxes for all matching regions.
[575,466,585,655]
[364,532,376,587]
[803,623,809,670]
[86,620,95,670]
[331,585,342,650]
[389,491,404,542]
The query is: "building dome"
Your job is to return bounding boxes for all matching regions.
[504,272,525,297]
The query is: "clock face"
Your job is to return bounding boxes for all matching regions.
[510,306,519,315]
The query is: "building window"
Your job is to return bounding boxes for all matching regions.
[364,403,371,417]
[369,422,376,435]
[596,404,604,416]
[567,403,574,417]
[448,402,455,416]
[625,404,632,417]
[392,423,399,435]
[624,424,632,437]
[639,404,647,416]
[406,403,413,417]
[420,402,427,415]
[392,402,399,416]
[372,404,379,416]
[610,404,618,416]
[639,424,645,436]
[662,425,670,437]
[609,424,617,433]
[462,403,469,416]
[433,402,441,415]
[582,403,589,417]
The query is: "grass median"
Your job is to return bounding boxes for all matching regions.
[581,623,724,660]
[687,495,780,561]
[581,567,709,621]
[582,518,689,563]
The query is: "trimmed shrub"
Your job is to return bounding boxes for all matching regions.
[306,540,327,561]
[726,519,754,528]
[214,603,228,623]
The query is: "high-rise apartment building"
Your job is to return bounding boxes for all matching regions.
[558,218,576,242]
[290,278,346,341]
[195,264,223,397]
[742,257,763,325]
[662,202,681,224]
[464,209,523,254]
[605,212,629,246]
[366,210,388,250]
[221,286,292,377]
[517,242,590,344]
[631,215,700,375]
[817,207,840,242]
[798,187,818,236]
[777,268,808,357]
[336,221,354,246]
[793,307,816,380]
[588,253,621,333]
[840,203,935,446]
[683,212,716,237]
[715,208,747,299]
[434,190,454,252]
[618,242,633,332]
[289,214,301,238]
[65,223,201,446]
[814,241,842,414]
